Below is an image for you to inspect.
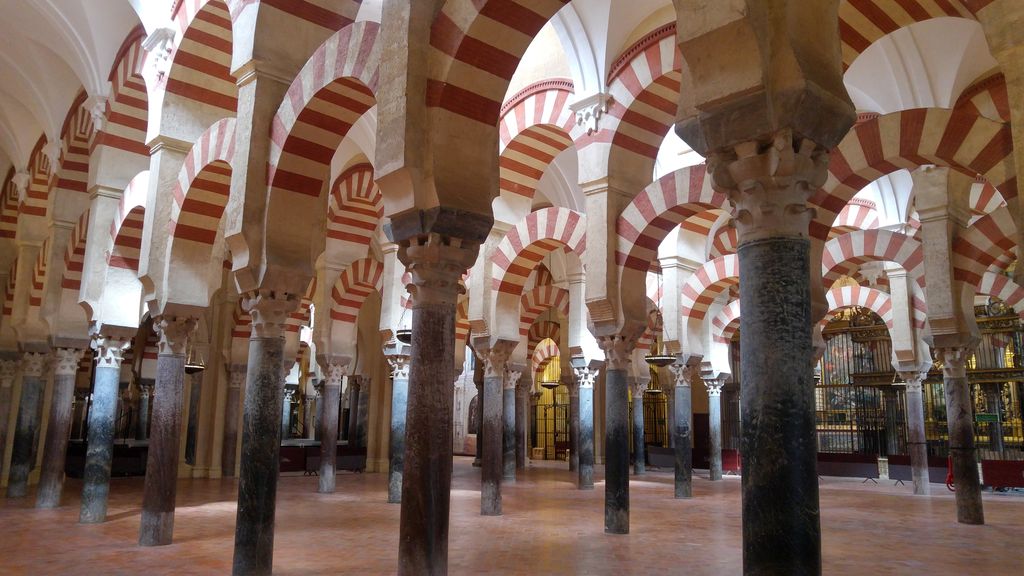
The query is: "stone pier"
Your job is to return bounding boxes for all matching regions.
[600,335,635,535]
[80,336,129,523]
[221,366,245,477]
[503,369,521,482]
[705,377,725,481]
[936,348,984,524]
[514,371,529,470]
[347,377,361,446]
[387,354,410,503]
[566,375,580,472]
[900,371,930,495]
[472,366,483,467]
[479,342,512,516]
[575,367,596,490]
[629,377,646,475]
[136,383,153,440]
[36,348,85,508]
[140,315,196,546]
[669,363,694,498]
[6,352,49,498]
[232,292,296,575]
[318,360,347,493]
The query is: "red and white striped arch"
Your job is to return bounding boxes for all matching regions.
[170,117,236,246]
[167,0,238,113]
[712,299,742,344]
[55,91,92,198]
[427,1,570,126]
[831,198,880,238]
[108,173,149,272]
[838,0,976,69]
[617,164,727,272]
[600,25,681,170]
[531,337,560,377]
[954,71,1011,124]
[29,238,48,310]
[232,299,252,342]
[2,259,16,320]
[813,108,1015,240]
[680,255,740,321]
[952,205,1016,286]
[330,257,384,325]
[22,136,52,220]
[971,180,1006,217]
[977,272,1024,316]
[286,277,317,334]
[492,207,586,297]
[96,27,148,156]
[821,229,925,289]
[709,224,738,260]
[528,320,560,357]
[0,171,18,239]
[456,298,471,348]
[824,285,895,332]
[328,163,382,252]
[519,284,569,338]
[61,210,89,291]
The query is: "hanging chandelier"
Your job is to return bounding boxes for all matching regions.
[184,340,206,375]
[539,356,561,389]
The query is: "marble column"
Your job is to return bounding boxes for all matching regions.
[472,373,483,467]
[395,232,480,576]
[630,378,646,475]
[232,292,297,575]
[387,354,410,503]
[669,363,694,498]
[710,135,830,573]
[185,370,203,464]
[515,374,529,470]
[566,376,580,472]
[80,336,129,523]
[479,343,512,516]
[221,366,245,477]
[281,388,295,439]
[36,348,86,508]
[347,377,361,446]
[317,360,347,493]
[136,383,153,440]
[935,347,984,524]
[6,352,49,498]
[575,367,596,490]
[900,371,930,495]
[140,315,196,546]
[0,360,17,476]
[705,377,725,481]
[600,335,635,534]
[503,370,521,482]
[357,377,371,448]
[984,384,1004,453]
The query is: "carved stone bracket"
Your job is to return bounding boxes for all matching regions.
[571,92,613,136]
[155,315,198,356]
[53,348,85,377]
[598,334,637,372]
[628,378,648,395]
[324,362,348,387]
[709,130,830,244]
[21,352,49,378]
[935,347,972,380]
[480,341,515,380]
[899,371,929,393]
[0,360,18,386]
[669,362,697,389]
[399,234,479,307]
[574,367,598,389]
[386,354,410,380]
[244,290,300,339]
[704,377,726,397]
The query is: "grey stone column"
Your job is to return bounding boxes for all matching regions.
[79,336,129,523]
[221,367,245,477]
[984,384,1004,453]
[503,369,521,482]
[36,348,86,508]
[136,383,153,440]
[357,377,371,448]
[232,292,297,575]
[347,377,361,446]
[395,232,480,576]
[6,352,49,498]
[705,377,725,481]
[387,354,410,503]
[566,376,580,472]
[472,373,483,467]
[600,335,636,535]
[575,367,596,489]
[281,388,294,439]
[935,347,984,524]
[900,371,930,495]
[515,373,529,470]
[630,378,647,475]
[669,363,694,498]
[185,370,203,465]
[0,360,17,475]
[317,360,347,493]
[140,315,197,546]
[479,342,513,516]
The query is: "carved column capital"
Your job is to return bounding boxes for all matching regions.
[598,334,637,372]
[398,234,479,307]
[21,352,48,378]
[243,290,300,339]
[708,130,830,244]
[93,335,131,368]
[704,377,726,397]
[669,363,698,389]
[54,348,85,376]
[899,371,929,393]
[283,388,296,403]
[573,367,598,389]
[348,376,362,394]
[479,342,515,379]
[935,347,972,379]
[228,364,247,389]
[0,359,18,386]
[629,378,648,395]
[154,315,198,356]
[139,384,153,399]
[357,376,371,392]
[323,362,348,387]
[386,354,410,380]
[505,370,522,391]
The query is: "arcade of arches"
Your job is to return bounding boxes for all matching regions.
[0,1,1023,574]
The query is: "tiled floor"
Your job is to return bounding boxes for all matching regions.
[1,457,1022,575]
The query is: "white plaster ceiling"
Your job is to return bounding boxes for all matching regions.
[0,0,139,171]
